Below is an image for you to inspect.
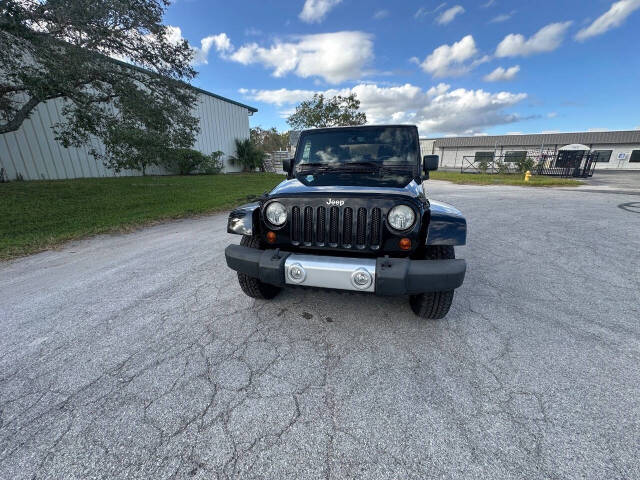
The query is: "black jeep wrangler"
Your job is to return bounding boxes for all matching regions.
[225,125,466,319]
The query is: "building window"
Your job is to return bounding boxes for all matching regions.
[592,150,612,163]
[474,151,494,162]
[555,150,586,168]
[504,151,527,163]
[630,150,640,163]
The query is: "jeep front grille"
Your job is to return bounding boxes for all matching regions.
[304,206,313,243]
[343,208,353,245]
[291,206,301,242]
[371,207,381,243]
[316,206,326,243]
[290,205,381,249]
[329,206,338,244]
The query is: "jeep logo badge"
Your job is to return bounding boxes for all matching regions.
[326,198,345,206]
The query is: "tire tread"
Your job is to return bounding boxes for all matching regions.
[237,236,281,300]
[409,245,456,319]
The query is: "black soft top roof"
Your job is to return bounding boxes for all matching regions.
[300,125,418,134]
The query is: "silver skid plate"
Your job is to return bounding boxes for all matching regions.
[284,254,376,293]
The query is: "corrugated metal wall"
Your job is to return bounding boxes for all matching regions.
[0,92,251,180]
[435,143,640,170]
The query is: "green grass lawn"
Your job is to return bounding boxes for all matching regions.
[430,171,584,187]
[0,173,284,260]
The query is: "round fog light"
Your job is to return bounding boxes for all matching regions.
[288,263,306,283]
[351,268,373,290]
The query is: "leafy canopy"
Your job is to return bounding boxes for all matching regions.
[0,0,200,173]
[250,126,289,153]
[286,93,367,130]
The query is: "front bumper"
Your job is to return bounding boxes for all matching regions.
[225,245,466,295]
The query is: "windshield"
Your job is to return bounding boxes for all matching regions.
[295,127,419,170]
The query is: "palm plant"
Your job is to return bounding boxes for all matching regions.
[229,138,266,172]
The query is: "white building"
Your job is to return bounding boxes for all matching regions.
[0,85,257,181]
[421,130,640,171]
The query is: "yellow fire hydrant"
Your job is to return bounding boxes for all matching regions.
[524,170,532,182]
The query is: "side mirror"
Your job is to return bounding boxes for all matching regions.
[423,155,439,173]
[282,158,293,177]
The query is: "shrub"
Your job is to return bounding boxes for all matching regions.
[200,151,224,175]
[477,159,490,174]
[164,148,208,175]
[164,149,225,175]
[229,138,266,172]
[496,161,510,174]
[515,157,536,173]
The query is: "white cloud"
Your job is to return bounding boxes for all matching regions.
[215,31,373,83]
[160,27,233,66]
[299,0,342,23]
[193,33,233,64]
[414,3,447,19]
[484,65,520,81]
[163,26,184,45]
[496,21,572,57]
[437,5,465,25]
[575,0,640,41]
[419,35,481,77]
[490,11,515,23]
[373,9,389,19]
[244,27,262,37]
[547,112,558,118]
[481,0,496,7]
[244,88,318,106]
[241,83,527,136]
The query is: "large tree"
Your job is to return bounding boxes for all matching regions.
[0,0,199,173]
[286,93,367,130]
[250,126,289,153]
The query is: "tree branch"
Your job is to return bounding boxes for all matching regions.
[0,95,41,134]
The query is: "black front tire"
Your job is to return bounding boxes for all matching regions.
[237,235,282,300]
[409,246,455,319]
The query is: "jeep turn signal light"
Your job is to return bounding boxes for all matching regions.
[266,231,276,244]
[399,238,411,250]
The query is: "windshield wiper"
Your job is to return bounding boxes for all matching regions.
[342,162,415,174]
[296,163,337,173]
[341,161,382,169]
[297,161,415,175]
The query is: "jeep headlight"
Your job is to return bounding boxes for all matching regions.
[265,202,287,226]
[387,205,415,231]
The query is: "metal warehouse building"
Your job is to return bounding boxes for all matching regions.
[0,86,257,181]
[421,130,640,171]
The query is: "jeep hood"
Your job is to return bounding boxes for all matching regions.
[269,177,423,198]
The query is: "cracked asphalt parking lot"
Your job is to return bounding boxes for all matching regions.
[1,182,639,479]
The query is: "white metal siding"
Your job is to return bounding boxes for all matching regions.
[0,92,251,180]
[583,144,640,170]
[435,143,640,170]
[419,139,435,157]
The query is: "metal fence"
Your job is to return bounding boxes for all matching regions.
[461,152,596,178]
[263,150,289,173]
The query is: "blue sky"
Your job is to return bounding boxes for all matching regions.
[164,0,640,137]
